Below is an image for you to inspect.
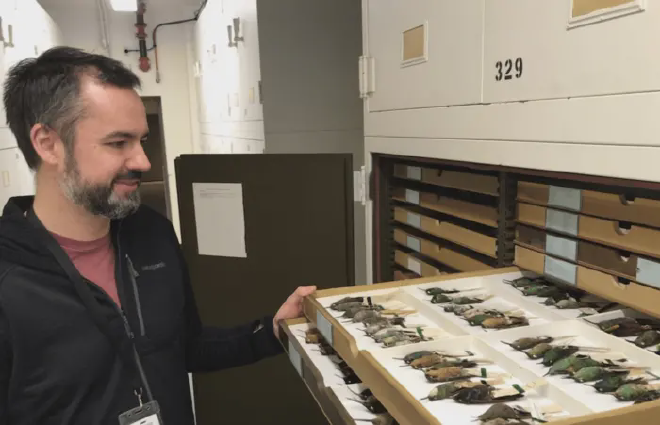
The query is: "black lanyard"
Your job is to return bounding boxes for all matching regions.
[25,208,153,402]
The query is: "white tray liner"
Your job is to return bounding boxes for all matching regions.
[330,384,379,421]
[311,272,660,424]
[482,319,660,414]
[319,288,457,352]
[399,272,571,335]
[289,322,347,387]
[370,336,577,425]
[583,309,660,354]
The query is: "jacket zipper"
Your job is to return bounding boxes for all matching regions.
[126,254,146,337]
[114,220,154,403]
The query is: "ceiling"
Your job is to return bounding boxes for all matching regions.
[38,0,204,10]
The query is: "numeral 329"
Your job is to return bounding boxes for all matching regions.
[495,58,523,81]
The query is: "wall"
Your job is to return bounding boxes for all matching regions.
[41,0,200,238]
[256,0,367,284]
[193,0,265,155]
[193,0,366,283]
[0,0,62,208]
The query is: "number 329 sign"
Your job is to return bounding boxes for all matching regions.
[495,58,523,81]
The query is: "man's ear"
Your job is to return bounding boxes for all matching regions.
[30,123,65,168]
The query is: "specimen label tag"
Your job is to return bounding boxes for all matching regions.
[548,186,582,211]
[407,166,422,180]
[545,209,579,236]
[405,189,420,205]
[316,310,333,346]
[288,340,303,377]
[407,212,421,228]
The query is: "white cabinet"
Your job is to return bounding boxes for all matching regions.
[0,0,15,131]
[362,0,660,183]
[0,147,34,208]
[365,0,483,111]
[194,0,263,144]
[231,139,262,154]
[229,0,262,122]
[0,0,61,137]
[483,0,660,103]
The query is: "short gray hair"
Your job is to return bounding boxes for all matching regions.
[3,46,141,169]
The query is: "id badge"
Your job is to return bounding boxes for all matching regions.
[118,401,163,425]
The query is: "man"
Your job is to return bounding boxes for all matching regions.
[0,46,315,424]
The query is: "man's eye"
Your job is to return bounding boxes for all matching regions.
[109,141,126,148]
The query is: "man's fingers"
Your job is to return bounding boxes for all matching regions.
[285,286,317,305]
[295,285,317,297]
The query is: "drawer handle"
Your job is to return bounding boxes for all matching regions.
[616,277,631,287]
[607,274,631,288]
[615,221,632,236]
[619,194,636,206]
[619,251,631,263]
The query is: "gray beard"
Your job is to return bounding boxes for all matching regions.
[59,157,141,220]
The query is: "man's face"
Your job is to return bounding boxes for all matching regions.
[59,77,151,219]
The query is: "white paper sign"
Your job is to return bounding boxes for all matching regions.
[192,183,247,257]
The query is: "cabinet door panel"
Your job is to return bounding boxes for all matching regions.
[484,0,660,103]
[367,0,484,111]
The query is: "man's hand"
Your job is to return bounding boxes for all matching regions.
[273,286,317,338]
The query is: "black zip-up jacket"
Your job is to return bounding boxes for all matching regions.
[0,196,283,424]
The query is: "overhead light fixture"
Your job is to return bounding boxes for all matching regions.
[109,0,138,12]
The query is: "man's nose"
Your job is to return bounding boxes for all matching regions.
[129,143,152,172]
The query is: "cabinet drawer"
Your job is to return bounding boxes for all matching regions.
[278,319,370,425]
[392,187,498,227]
[366,0,483,111]
[483,0,658,103]
[394,206,497,258]
[394,228,493,272]
[393,164,499,196]
[394,249,441,277]
[517,224,660,289]
[515,244,660,320]
[518,181,660,228]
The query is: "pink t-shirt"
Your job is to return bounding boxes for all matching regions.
[51,232,121,307]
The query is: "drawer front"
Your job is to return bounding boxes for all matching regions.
[367,0,483,111]
[518,181,660,228]
[483,0,658,103]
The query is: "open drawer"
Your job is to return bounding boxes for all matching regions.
[279,318,396,425]
[302,269,519,363]
[297,268,660,425]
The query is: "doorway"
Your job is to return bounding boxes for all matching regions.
[140,97,172,221]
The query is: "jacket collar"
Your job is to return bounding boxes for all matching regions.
[0,196,125,274]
